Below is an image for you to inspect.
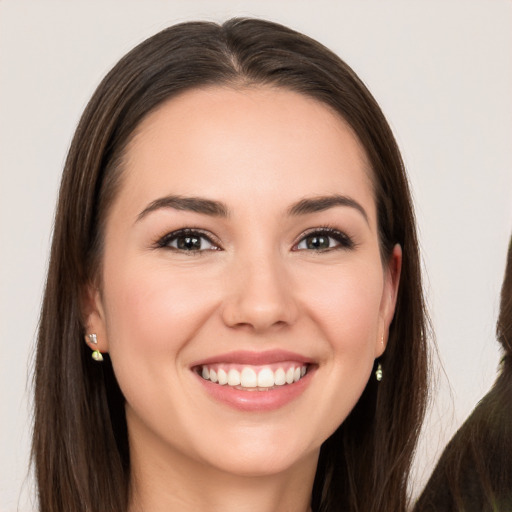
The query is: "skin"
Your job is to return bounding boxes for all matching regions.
[85,86,401,512]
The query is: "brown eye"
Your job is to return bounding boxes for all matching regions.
[295,229,354,251]
[302,234,331,250]
[175,234,203,250]
[158,229,219,252]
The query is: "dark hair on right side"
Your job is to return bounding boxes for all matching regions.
[32,18,429,512]
[414,236,512,512]
[497,237,512,358]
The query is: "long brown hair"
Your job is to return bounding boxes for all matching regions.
[413,238,512,512]
[33,18,429,512]
[497,237,512,357]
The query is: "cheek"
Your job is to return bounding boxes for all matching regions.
[102,259,222,364]
[298,261,384,350]
[294,262,384,435]
[100,261,224,434]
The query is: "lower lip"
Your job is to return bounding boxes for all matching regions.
[194,369,314,412]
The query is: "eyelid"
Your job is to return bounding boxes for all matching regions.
[293,226,355,251]
[155,228,222,251]
[154,226,354,252]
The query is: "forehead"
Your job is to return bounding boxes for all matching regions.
[119,85,375,219]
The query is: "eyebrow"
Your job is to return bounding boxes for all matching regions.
[136,193,368,224]
[137,195,229,221]
[288,194,369,224]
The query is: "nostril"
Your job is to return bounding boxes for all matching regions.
[219,260,300,331]
[221,296,298,332]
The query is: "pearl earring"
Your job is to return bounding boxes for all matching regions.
[375,362,383,382]
[86,333,103,361]
[375,334,384,381]
[91,350,104,362]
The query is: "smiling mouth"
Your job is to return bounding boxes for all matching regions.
[197,363,309,391]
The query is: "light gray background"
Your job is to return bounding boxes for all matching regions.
[1,1,511,510]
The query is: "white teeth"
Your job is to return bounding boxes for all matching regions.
[200,364,309,389]
[257,368,275,388]
[274,368,286,386]
[217,368,228,385]
[227,369,241,386]
[240,367,257,388]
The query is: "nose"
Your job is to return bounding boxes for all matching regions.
[221,252,299,333]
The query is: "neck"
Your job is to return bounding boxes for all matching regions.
[128,432,317,512]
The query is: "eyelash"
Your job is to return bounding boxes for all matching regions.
[155,227,355,253]
[155,228,221,253]
[293,227,355,252]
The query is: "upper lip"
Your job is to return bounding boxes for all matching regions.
[191,350,312,367]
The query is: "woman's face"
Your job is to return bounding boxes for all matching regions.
[86,86,401,478]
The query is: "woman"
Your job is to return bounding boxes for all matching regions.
[32,18,428,512]
[414,237,512,512]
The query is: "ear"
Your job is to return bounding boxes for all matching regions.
[81,282,109,354]
[375,244,402,358]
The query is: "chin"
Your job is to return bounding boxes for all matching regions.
[207,448,315,479]
[193,428,321,478]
